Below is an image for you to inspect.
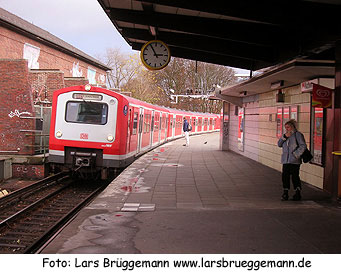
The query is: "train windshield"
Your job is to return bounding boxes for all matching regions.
[65,101,108,125]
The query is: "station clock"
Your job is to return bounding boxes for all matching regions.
[140,40,171,70]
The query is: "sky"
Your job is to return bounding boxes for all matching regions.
[0,0,136,59]
[0,0,248,74]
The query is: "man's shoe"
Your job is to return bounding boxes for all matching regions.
[293,189,301,201]
[281,191,289,201]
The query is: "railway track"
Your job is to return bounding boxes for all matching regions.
[0,172,109,253]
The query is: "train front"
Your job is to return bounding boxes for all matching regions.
[49,85,125,179]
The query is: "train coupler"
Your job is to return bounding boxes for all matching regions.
[71,151,97,167]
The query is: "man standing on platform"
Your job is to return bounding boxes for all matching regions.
[183,117,190,146]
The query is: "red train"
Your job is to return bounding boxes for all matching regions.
[49,85,220,178]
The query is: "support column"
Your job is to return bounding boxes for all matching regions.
[220,102,230,151]
[332,40,341,199]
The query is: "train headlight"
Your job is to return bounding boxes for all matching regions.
[56,130,63,138]
[85,84,91,91]
[107,134,114,142]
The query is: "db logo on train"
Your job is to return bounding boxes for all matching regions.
[80,133,89,139]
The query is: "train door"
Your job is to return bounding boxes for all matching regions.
[126,108,132,153]
[142,110,151,150]
[191,116,195,133]
[160,113,167,142]
[150,110,155,147]
[175,115,182,136]
[158,112,162,142]
[172,114,176,138]
[137,107,144,154]
[153,111,160,145]
[130,109,139,153]
[167,114,172,139]
[164,113,168,142]
[198,117,202,132]
[204,118,208,131]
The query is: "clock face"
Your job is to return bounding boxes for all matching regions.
[140,40,171,70]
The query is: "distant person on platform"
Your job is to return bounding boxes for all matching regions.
[277,119,306,201]
[183,117,191,146]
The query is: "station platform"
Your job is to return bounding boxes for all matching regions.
[42,132,341,254]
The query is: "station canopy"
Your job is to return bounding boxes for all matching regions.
[98,0,341,71]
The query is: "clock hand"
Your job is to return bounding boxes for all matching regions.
[150,44,159,58]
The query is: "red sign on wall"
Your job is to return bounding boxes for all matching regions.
[312,84,333,108]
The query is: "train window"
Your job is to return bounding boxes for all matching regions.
[139,114,143,133]
[162,116,166,129]
[154,115,159,131]
[144,114,151,133]
[127,109,131,134]
[65,101,108,125]
[133,112,138,135]
[176,118,181,129]
[151,115,154,131]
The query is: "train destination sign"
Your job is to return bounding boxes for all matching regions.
[72,93,103,101]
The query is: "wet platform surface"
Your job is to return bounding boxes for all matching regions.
[42,132,341,254]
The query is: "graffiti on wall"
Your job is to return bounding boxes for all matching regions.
[99,74,106,84]
[23,43,40,69]
[72,62,83,77]
[8,109,32,118]
[33,86,48,104]
[13,165,44,179]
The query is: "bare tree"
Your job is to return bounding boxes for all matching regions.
[100,49,236,113]
[99,48,140,89]
[150,58,236,112]
[124,68,164,103]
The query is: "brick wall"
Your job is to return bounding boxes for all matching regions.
[64,77,88,87]
[0,26,107,86]
[0,22,109,179]
[0,59,35,155]
[28,69,65,103]
[12,164,45,179]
